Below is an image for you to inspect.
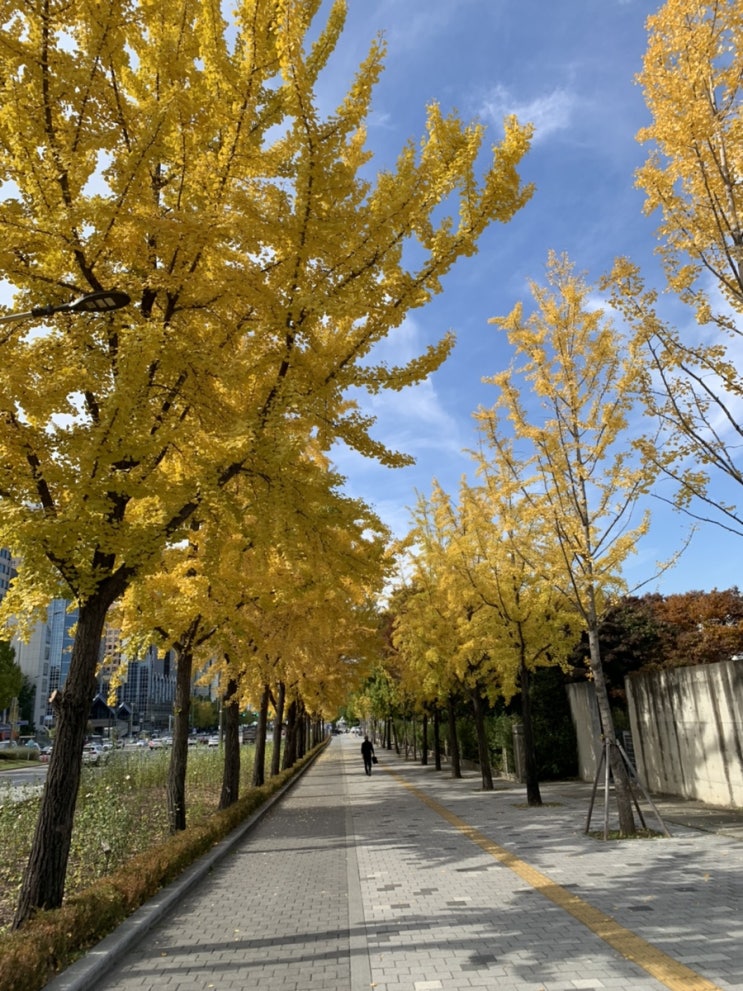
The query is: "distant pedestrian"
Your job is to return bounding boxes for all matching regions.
[361,735,375,775]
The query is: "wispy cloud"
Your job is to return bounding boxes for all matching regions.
[365,377,464,452]
[351,316,466,458]
[330,316,470,518]
[376,0,480,54]
[479,83,578,143]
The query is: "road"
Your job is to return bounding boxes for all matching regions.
[0,763,47,801]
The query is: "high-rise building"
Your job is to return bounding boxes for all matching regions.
[9,595,178,736]
[0,547,15,600]
[97,630,177,734]
[11,598,77,733]
[46,598,78,714]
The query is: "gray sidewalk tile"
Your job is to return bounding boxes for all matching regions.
[49,734,743,991]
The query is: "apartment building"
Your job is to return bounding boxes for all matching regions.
[9,598,177,736]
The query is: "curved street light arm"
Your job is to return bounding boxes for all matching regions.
[0,290,131,325]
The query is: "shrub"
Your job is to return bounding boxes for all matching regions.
[0,747,38,764]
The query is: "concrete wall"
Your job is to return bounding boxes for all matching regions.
[626,659,743,807]
[566,681,602,782]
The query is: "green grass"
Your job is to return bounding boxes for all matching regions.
[0,744,263,933]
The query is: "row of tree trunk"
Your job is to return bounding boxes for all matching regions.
[372,665,640,836]
[169,668,322,835]
[373,677,543,803]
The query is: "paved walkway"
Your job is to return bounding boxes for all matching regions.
[50,734,743,991]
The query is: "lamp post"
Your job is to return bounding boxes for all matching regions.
[0,289,131,325]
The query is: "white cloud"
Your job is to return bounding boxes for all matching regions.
[361,313,425,366]
[366,377,463,450]
[352,316,465,452]
[479,84,577,143]
[375,0,480,54]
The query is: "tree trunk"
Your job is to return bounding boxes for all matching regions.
[587,624,636,835]
[433,707,442,771]
[520,661,542,806]
[446,694,462,779]
[421,712,428,765]
[252,684,270,787]
[219,678,240,809]
[167,643,194,833]
[297,703,307,759]
[294,699,305,760]
[471,687,494,790]
[270,680,285,777]
[282,699,297,770]
[13,588,118,928]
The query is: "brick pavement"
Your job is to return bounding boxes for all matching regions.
[50,734,743,991]
[353,752,743,991]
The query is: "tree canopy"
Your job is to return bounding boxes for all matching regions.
[609,0,743,535]
[1,0,533,925]
[0,0,532,625]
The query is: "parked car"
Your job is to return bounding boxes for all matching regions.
[148,738,164,750]
[39,746,53,763]
[207,735,220,747]
[82,745,104,765]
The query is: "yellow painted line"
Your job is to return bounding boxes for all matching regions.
[385,767,722,991]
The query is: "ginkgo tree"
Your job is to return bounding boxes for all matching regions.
[0,0,532,925]
[423,485,511,790]
[205,474,391,788]
[483,252,662,835]
[113,518,230,832]
[608,0,743,534]
[456,462,582,805]
[397,473,580,801]
[116,452,390,824]
[395,486,502,787]
[386,581,451,769]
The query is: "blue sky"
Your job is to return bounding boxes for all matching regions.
[315,0,741,597]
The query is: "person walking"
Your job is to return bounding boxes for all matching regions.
[361,734,375,775]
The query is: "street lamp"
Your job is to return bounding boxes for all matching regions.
[0,289,131,325]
